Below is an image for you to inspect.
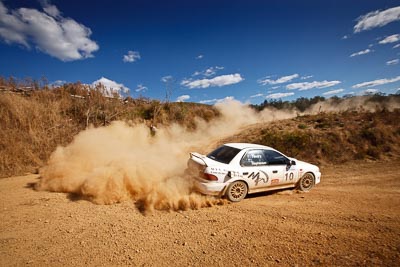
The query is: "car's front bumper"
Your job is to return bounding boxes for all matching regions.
[315,171,321,184]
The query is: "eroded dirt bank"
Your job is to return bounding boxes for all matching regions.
[1,160,399,266]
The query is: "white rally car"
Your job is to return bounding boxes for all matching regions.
[186,143,321,202]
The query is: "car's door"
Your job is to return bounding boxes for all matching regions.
[262,150,297,186]
[240,149,296,190]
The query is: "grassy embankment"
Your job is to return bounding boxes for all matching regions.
[1,77,399,177]
[0,82,218,177]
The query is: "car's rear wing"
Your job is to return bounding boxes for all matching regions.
[189,152,208,167]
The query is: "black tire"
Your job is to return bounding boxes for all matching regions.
[297,173,315,191]
[226,181,248,202]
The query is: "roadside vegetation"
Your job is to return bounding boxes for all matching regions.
[0,77,219,177]
[251,94,400,112]
[221,110,400,165]
[1,76,399,177]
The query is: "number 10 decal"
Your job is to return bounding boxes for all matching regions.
[285,172,294,181]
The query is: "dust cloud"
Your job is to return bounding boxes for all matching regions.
[307,95,400,113]
[36,100,296,212]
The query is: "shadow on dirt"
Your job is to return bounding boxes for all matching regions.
[245,188,297,200]
[25,182,36,189]
[66,193,88,202]
[26,177,91,203]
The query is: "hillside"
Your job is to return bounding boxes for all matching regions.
[220,109,400,165]
[0,85,219,177]
[1,78,400,177]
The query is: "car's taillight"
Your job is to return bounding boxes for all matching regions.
[203,173,218,181]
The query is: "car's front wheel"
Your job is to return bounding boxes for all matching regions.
[297,173,315,191]
[226,181,248,202]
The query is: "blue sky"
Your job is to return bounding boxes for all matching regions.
[0,0,399,104]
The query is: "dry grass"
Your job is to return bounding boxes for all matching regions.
[0,80,219,177]
[0,92,80,176]
[1,77,399,177]
[222,110,400,165]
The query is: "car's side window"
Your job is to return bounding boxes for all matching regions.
[241,150,267,166]
[263,150,288,165]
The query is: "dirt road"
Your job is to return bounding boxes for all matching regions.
[1,160,399,266]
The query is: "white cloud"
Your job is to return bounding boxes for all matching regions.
[123,51,140,62]
[394,44,400,48]
[161,75,173,83]
[265,92,295,99]
[199,99,217,104]
[386,59,399,65]
[192,66,224,77]
[354,6,400,33]
[323,89,345,96]
[271,86,280,89]
[342,35,349,40]
[379,34,400,44]
[352,75,400,88]
[350,48,372,57]
[92,77,130,96]
[181,74,244,89]
[287,80,341,91]
[135,84,147,92]
[250,93,264,98]
[199,96,234,104]
[176,95,190,102]
[0,1,99,61]
[42,3,60,18]
[50,80,66,87]
[196,54,203,59]
[361,89,380,95]
[301,75,313,80]
[258,74,299,85]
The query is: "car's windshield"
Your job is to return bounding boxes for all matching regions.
[207,145,241,164]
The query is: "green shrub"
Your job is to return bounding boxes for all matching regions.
[298,124,307,129]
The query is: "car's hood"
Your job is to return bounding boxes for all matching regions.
[294,159,320,172]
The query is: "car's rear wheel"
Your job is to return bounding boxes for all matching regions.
[226,181,248,202]
[297,173,315,191]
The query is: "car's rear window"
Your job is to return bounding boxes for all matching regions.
[207,145,241,164]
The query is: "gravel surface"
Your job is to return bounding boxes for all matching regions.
[1,160,399,266]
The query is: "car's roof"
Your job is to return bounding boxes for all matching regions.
[224,143,274,150]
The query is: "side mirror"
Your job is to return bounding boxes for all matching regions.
[291,160,296,165]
